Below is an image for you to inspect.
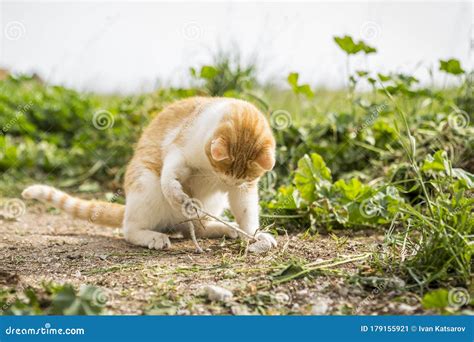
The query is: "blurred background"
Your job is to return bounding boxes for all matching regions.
[1,1,472,93]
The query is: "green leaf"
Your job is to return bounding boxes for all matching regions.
[439,59,465,75]
[333,178,366,201]
[334,35,361,54]
[272,262,305,283]
[294,153,332,202]
[287,72,299,88]
[145,300,179,315]
[50,284,107,315]
[377,73,392,82]
[51,284,78,314]
[361,44,376,54]
[269,185,299,210]
[287,72,314,98]
[298,84,314,98]
[422,289,449,309]
[200,65,219,79]
[452,168,474,189]
[421,150,449,173]
[334,35,376,55]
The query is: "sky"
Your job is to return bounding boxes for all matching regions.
[0,1,472,93]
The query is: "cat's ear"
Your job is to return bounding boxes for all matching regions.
[255,147,275,171]
[210,137,230,161]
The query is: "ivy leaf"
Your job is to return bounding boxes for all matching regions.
[439,59,465,75]
[294,153,332,202]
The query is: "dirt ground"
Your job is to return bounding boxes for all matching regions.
[0,201,425,315]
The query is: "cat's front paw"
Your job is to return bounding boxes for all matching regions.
[248,232,277,253]
[162,182,190,209]
[147,234,171,250]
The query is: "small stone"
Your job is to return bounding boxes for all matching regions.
[337,286,349,296]
[201,285,233,302]
[248,239,272,254]
[398,303,416,313]
[222,270,237,279]
[296,289,309,297]
[311,298,330,315]
[231,305,251,315]
[274,292,290,304]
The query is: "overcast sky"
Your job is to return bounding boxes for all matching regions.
[0,1,471,93]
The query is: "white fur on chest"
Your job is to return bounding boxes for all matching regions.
[181,99,232,170]
[184,170,229,214]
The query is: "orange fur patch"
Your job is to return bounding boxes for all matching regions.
[205,101,275,180]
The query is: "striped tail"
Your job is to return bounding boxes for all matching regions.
[22,184,124,227]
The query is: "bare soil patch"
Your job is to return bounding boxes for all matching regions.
[0,202,423,315]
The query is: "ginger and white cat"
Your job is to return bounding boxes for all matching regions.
[22,97,277,251]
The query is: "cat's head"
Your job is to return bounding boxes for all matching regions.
[205,102,276,186]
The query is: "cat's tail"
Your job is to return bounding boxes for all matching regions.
[21,184,124,227]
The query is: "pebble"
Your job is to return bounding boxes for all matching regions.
[398,303,416,313]
[274,292,290,304]
[311,297,331,315]
[201,285,233,302]
[231,305,251,315]
[248,239,273,254]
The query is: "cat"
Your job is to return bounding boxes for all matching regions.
[22,97,277,252]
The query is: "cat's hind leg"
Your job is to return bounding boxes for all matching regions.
[123,169,174,250]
